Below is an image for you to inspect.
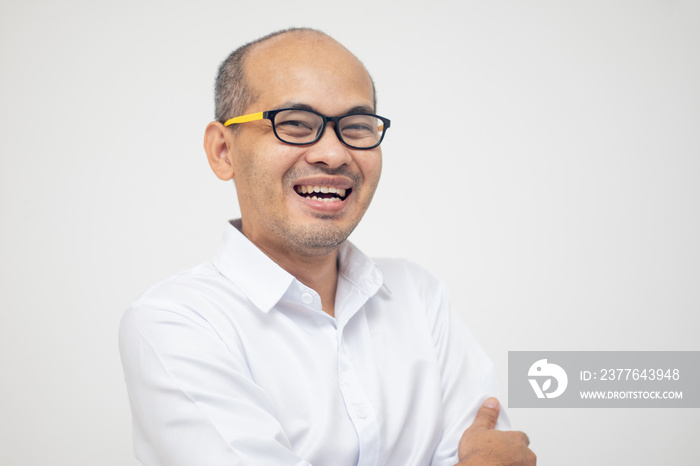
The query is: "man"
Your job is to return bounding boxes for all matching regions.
[119,28,535,466]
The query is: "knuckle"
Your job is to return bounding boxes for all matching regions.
[528,450,537,464]
[521,432,530,445]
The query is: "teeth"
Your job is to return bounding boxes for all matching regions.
[296,185,347,198]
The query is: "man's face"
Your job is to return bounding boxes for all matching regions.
[228,34,382,258]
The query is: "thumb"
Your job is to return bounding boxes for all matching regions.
[469,397,500,431]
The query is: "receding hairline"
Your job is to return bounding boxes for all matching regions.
[247,28,339,55]
[249,30,375,103]
[214,28,377,124]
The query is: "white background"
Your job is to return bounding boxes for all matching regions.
[1,1,698,465]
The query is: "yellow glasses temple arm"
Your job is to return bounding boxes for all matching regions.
[223,112,265,126]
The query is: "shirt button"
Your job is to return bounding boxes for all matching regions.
[301,293,314,305]
[357,408,368,419]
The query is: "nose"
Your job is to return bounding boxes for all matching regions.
[303,123,353,169]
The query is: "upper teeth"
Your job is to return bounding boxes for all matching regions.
[297,186,347,197]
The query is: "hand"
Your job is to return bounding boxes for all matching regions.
[456,398,536,466]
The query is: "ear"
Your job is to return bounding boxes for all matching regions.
[204,121,235,181]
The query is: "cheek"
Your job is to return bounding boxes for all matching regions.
[359,152,382,190]
[234,147,300,200]
[232,152,272,206]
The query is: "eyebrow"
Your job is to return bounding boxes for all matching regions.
[273,102,376,115]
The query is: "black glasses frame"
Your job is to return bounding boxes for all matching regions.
[224,108,391,150]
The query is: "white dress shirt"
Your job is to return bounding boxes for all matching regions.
[119,220,507,466]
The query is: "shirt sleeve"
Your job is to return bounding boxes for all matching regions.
[426,280,510,466]
[119,300,313,466]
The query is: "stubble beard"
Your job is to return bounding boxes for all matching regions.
[270,218,354,257]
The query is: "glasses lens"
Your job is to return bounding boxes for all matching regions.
[338,114,385,149]
[273,110,324,144]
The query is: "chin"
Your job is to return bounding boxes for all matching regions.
[282,220,357,256]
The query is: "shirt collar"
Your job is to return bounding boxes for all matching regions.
[212,220,295,313]
[211,220,389,315]
[338,239,389,296]
[335,239,391,326]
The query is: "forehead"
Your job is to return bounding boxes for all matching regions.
[243,32,375,114]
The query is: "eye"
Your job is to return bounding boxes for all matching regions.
[344,123,374,132]
[274,110,321,139]
[340,115,379,140]
[341,126,377,141]
[278,119,314,132]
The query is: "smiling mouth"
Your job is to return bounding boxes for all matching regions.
[294,185,351,202]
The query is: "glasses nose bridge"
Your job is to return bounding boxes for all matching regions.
[317,114,344,144]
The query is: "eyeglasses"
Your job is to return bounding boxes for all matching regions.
[223,108,391,150]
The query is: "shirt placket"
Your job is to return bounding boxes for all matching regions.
[336,325,380,466]
[334,267,383,466]
[294,275,382,466]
